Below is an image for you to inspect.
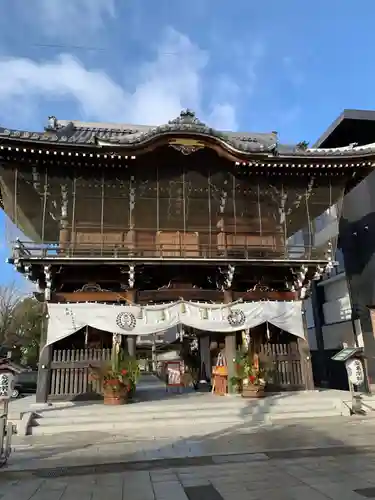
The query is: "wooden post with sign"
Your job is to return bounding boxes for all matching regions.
[0,372,15,463]
[332,347,365,415]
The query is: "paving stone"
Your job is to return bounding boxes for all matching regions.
[250,485,337,500]
[354,488,375,498]
[310,483,367,499]
[150,471,178,482]
[0,479,45,500]
[91,487,123,500]
[179,478,211,487]
[184,484,224,500]
[153,480,188,500]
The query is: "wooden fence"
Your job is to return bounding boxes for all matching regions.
[259,342,304,390]
[49,348,112,400]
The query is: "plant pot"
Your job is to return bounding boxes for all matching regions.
[236,380,243,394]
[103,386,128,405]
[241,384,265,398]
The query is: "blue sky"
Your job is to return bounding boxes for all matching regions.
[1,0,375,288]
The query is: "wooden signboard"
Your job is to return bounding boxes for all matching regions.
[212,351,228,396]
[165,361,183,388]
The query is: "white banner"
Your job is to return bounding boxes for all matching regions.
[46,300,305,346]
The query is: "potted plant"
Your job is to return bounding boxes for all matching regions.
[232,350,268,398]
[243,352,269,398]
[89,359,132,405]
[241,361,267,398]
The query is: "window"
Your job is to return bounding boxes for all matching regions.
[335,248,345,273]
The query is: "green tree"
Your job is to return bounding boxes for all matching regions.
[0,282,22,346]
[8,297,46,367]
[0,283,46,367]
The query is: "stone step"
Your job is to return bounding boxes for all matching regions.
[32,393,343,416]
[30,395,347,436]
[30,408,346,436]
[33,398,342,422]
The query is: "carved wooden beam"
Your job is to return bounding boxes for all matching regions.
[233,291,298,301]
[53,291,132,303]
[138,289,224,304]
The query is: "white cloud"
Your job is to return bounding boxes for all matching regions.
[0,28,239,130]
[22,0,116,39]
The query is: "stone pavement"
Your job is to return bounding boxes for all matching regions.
[3,444,375,499]
[4,375,375,499]
[8,414,375,470]
[2,416,375,498]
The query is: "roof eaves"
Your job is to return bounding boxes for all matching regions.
[313,109,375,148]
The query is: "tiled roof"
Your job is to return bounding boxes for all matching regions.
[0,110,279,153]
[1,110,375,158]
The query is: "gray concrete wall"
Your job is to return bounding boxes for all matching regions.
[340,169,375,381]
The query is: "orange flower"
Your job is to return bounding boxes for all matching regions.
[249,375,256,384]
[121,369,128,375]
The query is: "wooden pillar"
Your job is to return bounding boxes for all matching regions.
[59,185,70,253]
[151,339,157,372]
[59,227,70,249]
[223,289,236,394]
[126,288,137,357]
[36,282,53,403]
[225,334,236,394]
[36,304,52,404]
[127,336,136,357]
[199,335,211,381]
[298,310,315,390]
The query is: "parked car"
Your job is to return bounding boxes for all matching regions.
[11,370,38,398]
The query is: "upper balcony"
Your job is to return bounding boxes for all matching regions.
[10,229,331,264]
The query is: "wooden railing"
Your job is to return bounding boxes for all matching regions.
[12,240,326,261]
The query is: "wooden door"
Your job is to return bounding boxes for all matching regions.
[259,342,304,390]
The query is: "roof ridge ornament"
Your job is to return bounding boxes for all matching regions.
[168,109,206,127]
[45,116,58,131]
